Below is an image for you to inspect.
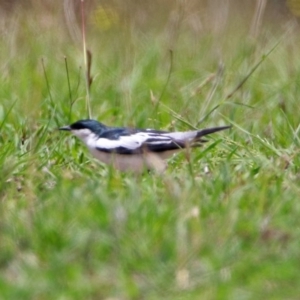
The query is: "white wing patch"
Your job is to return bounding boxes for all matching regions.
[161,131,197,142]
[93,132,173,150]
[85,130,199,153]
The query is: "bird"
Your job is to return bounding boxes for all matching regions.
[59,119,230,173]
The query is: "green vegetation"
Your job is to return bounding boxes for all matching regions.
[1,3,300,299]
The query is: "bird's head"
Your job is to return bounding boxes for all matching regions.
[59,119,107,141]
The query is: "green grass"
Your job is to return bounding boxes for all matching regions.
[1,5,300,299]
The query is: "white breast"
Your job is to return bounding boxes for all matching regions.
[90,148,172,173]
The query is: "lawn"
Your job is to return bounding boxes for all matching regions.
[1,2,300,299]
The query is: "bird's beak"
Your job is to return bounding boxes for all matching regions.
[59,125,71,131]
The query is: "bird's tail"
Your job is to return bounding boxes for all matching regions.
[195,125,231,143]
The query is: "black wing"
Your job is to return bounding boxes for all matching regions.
[96,128,185,155]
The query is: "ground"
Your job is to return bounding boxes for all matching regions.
[0,2,300,299]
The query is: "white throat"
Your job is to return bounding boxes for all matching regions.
[72,129,98,146]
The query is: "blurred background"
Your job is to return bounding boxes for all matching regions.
[0,0,297,35]
[0,1,297,49]
[2,2,300,299]
[0,0,299,128]
[0,0,299,113]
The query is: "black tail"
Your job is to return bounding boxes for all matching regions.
[195,125,231,142]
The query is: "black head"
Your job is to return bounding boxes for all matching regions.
[59,119,107,136]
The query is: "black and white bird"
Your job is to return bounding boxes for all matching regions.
[59,119,230,173]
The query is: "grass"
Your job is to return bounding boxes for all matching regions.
[1,4,300,299]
